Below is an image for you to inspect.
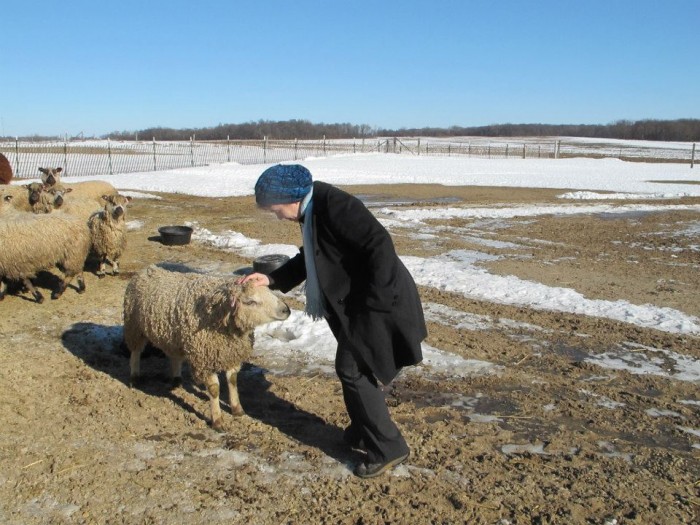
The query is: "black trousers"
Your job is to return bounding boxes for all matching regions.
[328,316,409,464]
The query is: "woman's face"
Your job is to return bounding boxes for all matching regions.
[262,201,301,221]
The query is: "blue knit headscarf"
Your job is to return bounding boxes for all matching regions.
[255,164,313,207]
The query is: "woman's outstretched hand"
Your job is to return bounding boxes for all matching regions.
[235,272,270,287]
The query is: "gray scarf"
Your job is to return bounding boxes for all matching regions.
[300,190,328,320]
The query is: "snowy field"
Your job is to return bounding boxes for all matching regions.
[16,151,699,384]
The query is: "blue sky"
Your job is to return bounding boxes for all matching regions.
[2,0,698,137]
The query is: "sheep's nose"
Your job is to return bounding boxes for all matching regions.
[54,195,64,207]
[29,192,40,203]
[46,175,55,184]
[114,206,124,217]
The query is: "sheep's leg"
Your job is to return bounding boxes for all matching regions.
[128,336,147,387]
[73,272,86,294]
[129,348,144,386]
[23,278,44,303]
[225,366,244,416]
[96,260,107,279]
[106,257,119,275]
[169,356,184,388]
[0,279,6,301]
[204,373,224,431]
[50,278,67,300]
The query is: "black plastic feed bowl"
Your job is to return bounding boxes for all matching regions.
[253,254,290,274]
[158,225,193,246]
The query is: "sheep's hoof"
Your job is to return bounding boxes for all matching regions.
[50,291,63,300]
[97,273,106,279]
[170,377,183,390]
[231,405,245,417]
[211,419,225,432]
[130,376,141,388]
[34,293,45,304]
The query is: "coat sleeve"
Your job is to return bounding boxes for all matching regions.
[267,248,306,293]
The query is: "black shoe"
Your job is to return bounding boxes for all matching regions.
[343,426,365,450]
[353,451,410,479]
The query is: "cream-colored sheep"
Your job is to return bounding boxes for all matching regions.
[123,265,291,429]
[50,180,117,203]
[1,183,54,213]
[87,194,132,277]
[0,194,90,303]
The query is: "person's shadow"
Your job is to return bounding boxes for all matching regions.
[60,321,355,466]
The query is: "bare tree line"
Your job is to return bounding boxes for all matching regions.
[5,118,699,143]
[382,119,700,142]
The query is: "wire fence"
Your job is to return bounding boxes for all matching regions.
[1,136,695,179]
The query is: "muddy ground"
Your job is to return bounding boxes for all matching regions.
[1,184,699,524]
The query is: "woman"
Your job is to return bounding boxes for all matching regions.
[238,164,426,478]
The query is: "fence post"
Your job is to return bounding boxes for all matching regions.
[152,137,157,171]
[522,144,526,159]
[505,144,509,158]
[263,136,267,163]
[108,138,113,175]
[190,136,195,167]
[227,135,231,163]
[691,143,696,168]
[488,144,491,158]
[417,138,420,156]
[448,144,451,156]
[63,136,68,175]
[555,140,560,159]
[353,138,356,154]
[294,138,298,160]
[323,135,326,155]
[14,137,20,178]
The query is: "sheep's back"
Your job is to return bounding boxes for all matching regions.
[0,213,90,278]
[61,181,117,202]
[123,267,255,381]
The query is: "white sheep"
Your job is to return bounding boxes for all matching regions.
[0,193,91,303]
[38,167,62,186]
[123,265,291,429]
[87,194,132,277]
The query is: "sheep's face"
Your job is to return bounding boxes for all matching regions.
[47,186,72,209]
[102,194,132,221]
[24,182,46,206]
[38,167,62,186]
[208,282,290,333]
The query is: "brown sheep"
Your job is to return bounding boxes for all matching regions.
[0,153,12,184]
[123,265,291,429]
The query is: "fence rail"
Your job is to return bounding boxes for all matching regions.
[1,137,695,179]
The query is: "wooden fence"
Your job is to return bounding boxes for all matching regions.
[1,137,695,179]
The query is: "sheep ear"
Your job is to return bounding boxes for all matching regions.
[56,167,63,173]
[38,167,47,174]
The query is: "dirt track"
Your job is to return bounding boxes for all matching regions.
[1,184,699,524]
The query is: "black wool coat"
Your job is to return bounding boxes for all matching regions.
[267,181,427,384]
